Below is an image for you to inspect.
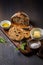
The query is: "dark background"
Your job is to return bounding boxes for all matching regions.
[0,0,43,28]
[0,0,43,65]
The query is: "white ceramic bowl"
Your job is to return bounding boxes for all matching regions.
[30,28,43,40]
[0,20,11,29]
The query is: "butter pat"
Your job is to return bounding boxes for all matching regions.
[33,31,41,38]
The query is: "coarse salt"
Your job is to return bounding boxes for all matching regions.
[30,42,41,49]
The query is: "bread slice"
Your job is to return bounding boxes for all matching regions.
[8,27,24,41]
[11,12,30,26]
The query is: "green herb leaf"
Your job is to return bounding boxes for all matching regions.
[20,43,26,50]
[16,48,19,50]
[0,37,6,43]
[15,43,27,50]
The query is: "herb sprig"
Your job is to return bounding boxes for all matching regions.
[16,43,27,50]
[0,37,6,43]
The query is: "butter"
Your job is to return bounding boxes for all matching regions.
[33,31,41,38]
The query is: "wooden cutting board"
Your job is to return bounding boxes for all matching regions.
[0,22,33,54]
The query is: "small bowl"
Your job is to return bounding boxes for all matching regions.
[0,20,11,29]
[30,28,43,40]
[28,39,41,49]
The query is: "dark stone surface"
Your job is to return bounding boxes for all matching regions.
[0,30,43,65]
[0,0,43,65]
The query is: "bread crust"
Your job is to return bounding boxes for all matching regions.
[11,12,29,25]
[8,27,24,41]
[8,24,30,41]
